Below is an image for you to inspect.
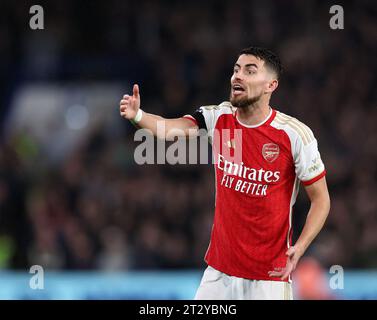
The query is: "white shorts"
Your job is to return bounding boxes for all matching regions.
[194,266,293,300]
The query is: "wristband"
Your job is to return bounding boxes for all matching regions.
[132,109,143,123]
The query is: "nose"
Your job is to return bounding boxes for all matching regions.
[232,73,243,83]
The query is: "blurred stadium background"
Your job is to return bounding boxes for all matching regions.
[0,0,376,299]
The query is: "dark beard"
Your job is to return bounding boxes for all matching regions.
[230,93,262,109]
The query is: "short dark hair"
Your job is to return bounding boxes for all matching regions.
[239,46,283,79]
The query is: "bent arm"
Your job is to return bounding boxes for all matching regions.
[295,176,331,253]
[269,176,331,280]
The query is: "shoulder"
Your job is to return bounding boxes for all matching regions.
[271,110,315,146]
[200,101,236,115]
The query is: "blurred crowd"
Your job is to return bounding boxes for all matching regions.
[0,0,377,271]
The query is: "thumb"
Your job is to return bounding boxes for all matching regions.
[133,84,140,98]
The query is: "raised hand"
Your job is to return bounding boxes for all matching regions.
[119,84,141,120]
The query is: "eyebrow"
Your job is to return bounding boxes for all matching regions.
[234,63,258,69]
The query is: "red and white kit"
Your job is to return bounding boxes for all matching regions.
[184,101,326,298]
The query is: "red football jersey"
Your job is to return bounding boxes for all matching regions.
[184,101,326,282]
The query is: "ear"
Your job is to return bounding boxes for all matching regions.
[265,79,278,94]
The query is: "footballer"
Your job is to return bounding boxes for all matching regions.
[119,47,330,300]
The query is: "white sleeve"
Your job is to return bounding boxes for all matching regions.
[195,105,219,132]
[183,106,217,131]
[185,102,233,143]
[293,133,326,185]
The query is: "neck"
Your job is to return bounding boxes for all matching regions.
[236,101,271,126]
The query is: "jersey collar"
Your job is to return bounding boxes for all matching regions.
[235,107,276,128]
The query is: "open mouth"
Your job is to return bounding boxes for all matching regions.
[232,84,245,93]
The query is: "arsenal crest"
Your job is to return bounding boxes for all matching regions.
[262,143,280,162]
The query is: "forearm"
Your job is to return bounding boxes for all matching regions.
[135,111,166,137]
[295,196,330,253]
[135,111,197,139]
